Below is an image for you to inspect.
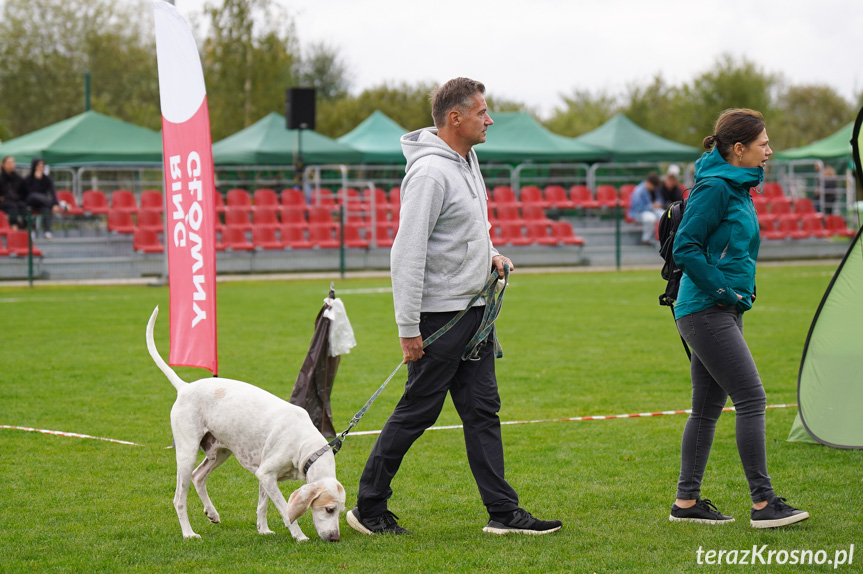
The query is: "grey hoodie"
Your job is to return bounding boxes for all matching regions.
[391,128,498,338]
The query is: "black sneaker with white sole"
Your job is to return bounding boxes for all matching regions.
[750,497,809,529]
[346,507,412,535]
[669,498,735,524]
[483,508,562,535]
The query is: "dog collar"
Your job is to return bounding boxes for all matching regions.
[303,436,343,475]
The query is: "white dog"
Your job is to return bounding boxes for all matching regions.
[146,306,345,542]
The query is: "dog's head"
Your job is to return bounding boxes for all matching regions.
[286,477,346,542]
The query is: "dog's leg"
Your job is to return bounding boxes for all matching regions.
[256,470,308,542]
[191,447,231,525]
[256,482,275,535]
[173,438,202,539]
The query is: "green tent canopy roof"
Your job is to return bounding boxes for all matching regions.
[0,110,163,165]
[476,112,608,162]
[336,110,407,164]
[212,112,362,166]
[572,114,701,162]
[774,122,854,160]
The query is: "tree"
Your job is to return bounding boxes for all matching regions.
[772,84,854,149]
[316,82,437,138]
[0,0,160,139]
[543,90,619,137]
[202,0,299,140]
[296,42,351,101]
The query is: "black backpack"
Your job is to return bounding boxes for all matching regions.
[657,198,691,359]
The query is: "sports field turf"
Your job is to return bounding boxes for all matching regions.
[1,265,860,573]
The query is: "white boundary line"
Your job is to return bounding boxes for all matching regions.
[0,425,142,446]
[2,404,796,446]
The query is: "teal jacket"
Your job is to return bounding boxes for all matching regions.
[672,147,763,319]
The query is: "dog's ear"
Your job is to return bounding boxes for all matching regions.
[287,483,324,523]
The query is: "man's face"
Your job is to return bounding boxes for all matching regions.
[458,93,493,147]
[1,158,15,173]
[664,175,677,188]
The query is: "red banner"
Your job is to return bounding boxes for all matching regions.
[153,0,218,374]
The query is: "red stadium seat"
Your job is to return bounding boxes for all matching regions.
[551,221,585,245]
[525,222,558,246]
[223,226,254,251]
[0,211,10,237]
[253,208,280,230]
[214,192,227,215]
[281,225,313,249]
[140,190,164,215]
[308,206,338,230]
[137,209,164,232]
[56,190,84,216]
[224,209,253,232]
[133,229,164,253]
[280,188,306,207]
[82,190,109,215]
[280,206,308,229]
[310,188,337,208]
[107,210,135,234]
[110,190,138,214]
[794,198,819,218]
[308,225,339,249]
[373,223,394,247]
[519,186,546,207]
[226,189,253,213]
[252,226,284,250]
[569,185,600,210]
[253,188,279,210]
[343,224,369,248]
[825,215,857,238]
[595,185,619,209]
[498,222,531,246]
[6,230,43,256]
[491,186,518,207]
[618,184,636,208]
[521,204,552,224]
[544,185,574,209]
[801,215,830,238]
[495,204,524,223]
[762,182,784,198]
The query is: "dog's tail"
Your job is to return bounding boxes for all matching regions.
[146,306,187,392]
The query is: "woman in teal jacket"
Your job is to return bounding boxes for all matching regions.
[668,109,809,529]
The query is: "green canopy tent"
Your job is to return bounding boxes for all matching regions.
[774,122,854,160]
[572,114,701,162]
[476,112,608,163]
[211,112,362,165]
[336,110,407,164]
[0,110,163,165]
[787,108,863,449]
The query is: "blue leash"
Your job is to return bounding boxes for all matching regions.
[303,264,510,474]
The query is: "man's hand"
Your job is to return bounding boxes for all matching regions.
[400,336,424,363]
[491,255,514,277]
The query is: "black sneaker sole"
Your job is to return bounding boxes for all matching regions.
[346,509,374,535]
[669,515,735,525]
[751,511,809,529]
[483,522,562,535]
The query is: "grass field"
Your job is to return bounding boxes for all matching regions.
[1,265,861,573]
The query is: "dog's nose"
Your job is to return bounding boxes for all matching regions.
[327,533,340,542]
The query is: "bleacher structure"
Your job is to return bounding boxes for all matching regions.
[0,180,857,281]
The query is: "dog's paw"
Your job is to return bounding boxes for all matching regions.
[258,527,275,535]
[183,532,202,540]
[204,510,221,524]
[294,534,310,543]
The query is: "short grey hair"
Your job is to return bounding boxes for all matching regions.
[430,77,485,128]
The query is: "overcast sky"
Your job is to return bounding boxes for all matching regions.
[174,0,862,119]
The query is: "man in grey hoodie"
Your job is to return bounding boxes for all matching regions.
[346,78,562,537]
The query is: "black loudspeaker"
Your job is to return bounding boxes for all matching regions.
[286,87,316,130]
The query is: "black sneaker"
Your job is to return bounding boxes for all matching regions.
[483,508,562,535]
[346,507,412,535]
[750,497,809,529]
[669,499,735,524]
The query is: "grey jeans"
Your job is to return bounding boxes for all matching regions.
[675,305,775,503]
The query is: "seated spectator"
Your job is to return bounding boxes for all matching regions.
[0,155,26,229]
[821,165,839,214]
[627,172,663,245]
[24,158,62,239]
[657,164,684,207]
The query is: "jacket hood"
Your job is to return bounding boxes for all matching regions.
[694,147,763,192]
[401,128,465,171]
